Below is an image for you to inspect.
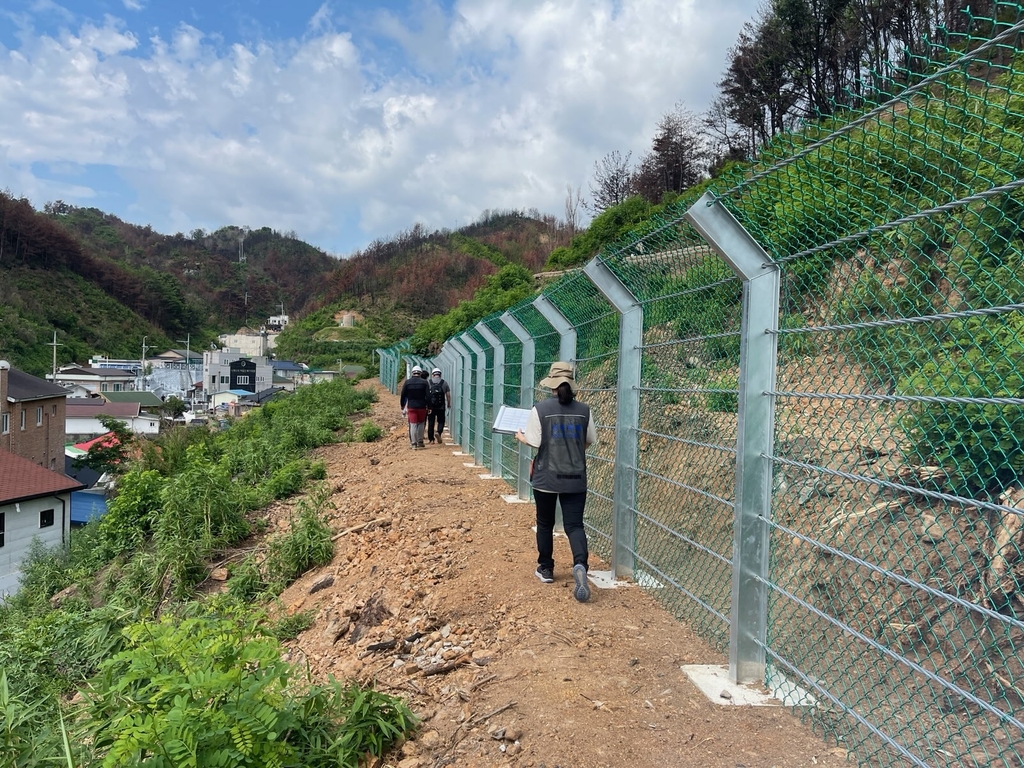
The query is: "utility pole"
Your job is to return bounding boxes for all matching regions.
[177,334,193,409]
[46,331,63,381]
[140,336,151,391]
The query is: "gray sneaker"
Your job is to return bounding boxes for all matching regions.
[535,566,554,583]
[573,564,591,602]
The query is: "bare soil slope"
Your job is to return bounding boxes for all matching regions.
[279,382,850,768]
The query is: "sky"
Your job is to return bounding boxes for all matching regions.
[0,0,758,257]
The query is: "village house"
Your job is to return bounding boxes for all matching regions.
[65,398,160,440]
[48,364,137,396]
[0,361,70,472]
[0,448,83,596]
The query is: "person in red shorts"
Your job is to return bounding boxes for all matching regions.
[400,365,429,449]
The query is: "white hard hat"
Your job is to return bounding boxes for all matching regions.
[431,368,442,374]
[411,365,423,373]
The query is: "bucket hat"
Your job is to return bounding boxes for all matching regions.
[539,361,577,393]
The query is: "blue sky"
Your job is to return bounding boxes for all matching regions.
[0,0,758,257]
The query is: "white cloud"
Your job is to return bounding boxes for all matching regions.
[0,0,758,254]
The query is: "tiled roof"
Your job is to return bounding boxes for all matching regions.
[0,449,83,504]
[59,366,135,377]
[6,368,69,401]
[66,400,141,418]
[101,391,164,407]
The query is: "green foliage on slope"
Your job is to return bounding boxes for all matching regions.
[0,378,416,766]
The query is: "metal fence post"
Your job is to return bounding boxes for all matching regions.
[461,333,487,466]
[582,258,641,579]
[446,338,469,448]
[685,191,780,686]
[453,337,475,454]
[476,323,504,475]
[534,295,577,363]
[501,311,535,501]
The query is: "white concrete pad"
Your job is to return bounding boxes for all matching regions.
[766,664,817,707]
[453,451,469,456]
[478,474,503,480]
[633,569,665,589]
[501,494,530,504]
[586,569,629,590]
[681,664,783,707]
[463,462,484,469]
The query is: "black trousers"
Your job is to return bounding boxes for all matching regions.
[427,409,446,441]
[534,489,588,571]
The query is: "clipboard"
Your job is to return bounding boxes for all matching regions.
[492,404,532,435]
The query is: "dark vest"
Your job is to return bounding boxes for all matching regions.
[401,377,430,409]
[531,396,590,494]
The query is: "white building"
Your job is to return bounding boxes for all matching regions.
[0,449,82,596]
[216,328,271,357]
[65,399,160,439]
[202,351,272,406]
[49,365,137,395]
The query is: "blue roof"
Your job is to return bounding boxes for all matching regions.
[271,360,304,371]
[226,389,254,396]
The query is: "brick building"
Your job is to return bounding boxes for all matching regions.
[0,361,70,471]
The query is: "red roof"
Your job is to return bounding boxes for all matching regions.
[73,432,120,452]
[0,449,83,504]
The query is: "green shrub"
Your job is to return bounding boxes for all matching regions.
[227,556,267,602]
[82,615,416,768]
[270,609,316,640]
[263,488,335,595]
[705,375,739,413]
[778,313,820,360]
[899,313,1024,494]
[97,468,165,559]
[357,421,384,442]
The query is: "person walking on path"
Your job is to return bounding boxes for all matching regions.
[400,365,430,449]
[426,367,452,445]
[515,361,597,602]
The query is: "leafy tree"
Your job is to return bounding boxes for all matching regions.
[74,416,135,476]
[631,105,709,203]
[160,396,187,419]
[588,151,633,214]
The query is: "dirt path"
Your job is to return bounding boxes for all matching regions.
[280,381,850,767]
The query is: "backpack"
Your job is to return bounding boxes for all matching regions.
[428,381,446,410]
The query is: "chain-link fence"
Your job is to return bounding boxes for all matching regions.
[381,14,1024,765]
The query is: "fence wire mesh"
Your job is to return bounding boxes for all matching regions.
[714,13,1024,766]
[544,273,619,562]
[403,12,1024,767]
[600,212,742,653]
[483,313,522,486]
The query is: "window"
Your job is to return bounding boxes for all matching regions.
[237,375,250,385]
[51,405,57,416]
[36,406,43,426]
[50,457,56,469]
[20,410,26,430]
[40,509,54,528]
[0,512,4,547]
[1,413,8,434]
[113,383,122,392]
[101,383,108,392]
[220,375,229,384]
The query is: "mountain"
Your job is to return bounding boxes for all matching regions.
[0,195,568,376]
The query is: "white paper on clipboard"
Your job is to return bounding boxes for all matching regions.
[492,404,532,435]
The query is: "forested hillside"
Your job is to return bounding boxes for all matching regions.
[0,194,571,375]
